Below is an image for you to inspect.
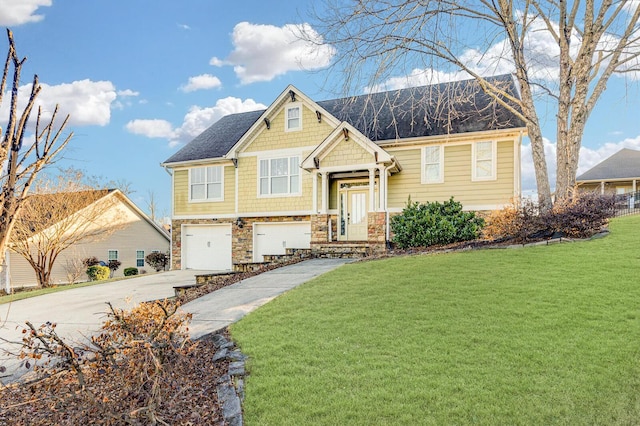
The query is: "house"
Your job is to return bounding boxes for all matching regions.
[161,75,527,270]
[576,148,640,195]
[4,189,170,290]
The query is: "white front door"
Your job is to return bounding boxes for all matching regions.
[347,190,368,240]
[182,224,232,270]
[339,187,369,241]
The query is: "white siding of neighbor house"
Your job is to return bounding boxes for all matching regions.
[8,196,170,289]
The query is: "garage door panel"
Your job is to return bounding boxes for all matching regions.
[183,224,232,270]
[253,222,311,262]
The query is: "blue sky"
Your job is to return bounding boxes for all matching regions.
[1,0,640,217]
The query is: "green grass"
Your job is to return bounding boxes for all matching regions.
[231,215,640,425]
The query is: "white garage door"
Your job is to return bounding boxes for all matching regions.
[182,224,232,270]
[253,222,311,262]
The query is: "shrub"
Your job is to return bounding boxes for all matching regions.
[82,256,100,268]
[483,192,616,242]
[86,265,110,281]
[123,267,138,276]
[145,252,169,272]
[391,197,484,249]
[549,192,616,238]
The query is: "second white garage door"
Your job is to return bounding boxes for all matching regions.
[253,222,311,262]
[182,224,232,270]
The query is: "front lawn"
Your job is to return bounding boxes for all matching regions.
[231,215,640,425]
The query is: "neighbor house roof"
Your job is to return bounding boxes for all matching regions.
[163,75,526,165]
[576,148,640,181]
[12,189,170,241]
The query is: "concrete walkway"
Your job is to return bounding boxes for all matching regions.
[183,258,351,339]
[0,258,350,383]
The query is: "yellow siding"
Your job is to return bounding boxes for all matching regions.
[237,156,315,213]
[322,139,373,167]
[173,166,236,216]
[243,104,334,153]
[387,140,515,208]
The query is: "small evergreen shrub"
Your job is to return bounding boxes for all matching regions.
[123,267,138,276]
[86,265,110,281]
[391,197,484,248]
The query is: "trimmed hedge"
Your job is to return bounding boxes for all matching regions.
[123,267,139,277]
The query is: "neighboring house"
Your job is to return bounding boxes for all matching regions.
[576,148,640,194]
[5,189,170,290]
[162,75,527,270]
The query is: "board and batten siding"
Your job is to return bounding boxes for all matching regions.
[386,140,515,209]
[9,197,170,288]
[173,166,236,216]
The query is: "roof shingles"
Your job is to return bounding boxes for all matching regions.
[163,75,525,165]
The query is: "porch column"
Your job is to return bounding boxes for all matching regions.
[600,181,605,195]
[312,172,318,213]
[321,172,328,214]
[634,179,637,194]
[378,165,386,211]
[369,168,376,211]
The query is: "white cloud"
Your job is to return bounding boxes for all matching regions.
[125,97,267,147]
[214,22,335,84]
[180,74,222,92]
[117,89,139,97]
[0,0,51,25]
[178,23,191,30]
[168,97,266,146]
[209,57,227,67]
[0,79,117,128]
[125,119,174,139]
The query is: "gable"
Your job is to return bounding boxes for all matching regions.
[321,137,375,168]
[241,101,335,154]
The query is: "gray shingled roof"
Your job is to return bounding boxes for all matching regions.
[163,75,525,165]
[163,110,265,164]
[577,148,640,181]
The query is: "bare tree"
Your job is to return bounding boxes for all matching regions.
[10,173,126,288]
[0,30,73,292]
[146,190,157,223]
[310,0,640,210]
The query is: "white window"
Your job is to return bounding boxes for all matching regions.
[285,104,302,131]
[108,250,118,261]
[136,250,145,267]
[422,145,444,184]
[472,141,496,181]
[190,166,223,201]
[259,156,300,196]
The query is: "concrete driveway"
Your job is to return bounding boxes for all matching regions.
[0,258,350,383]
[0,269,214,383]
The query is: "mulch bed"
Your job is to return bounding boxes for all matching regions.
[0,331,230,425]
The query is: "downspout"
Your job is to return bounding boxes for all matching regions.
[161,163,174,270]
